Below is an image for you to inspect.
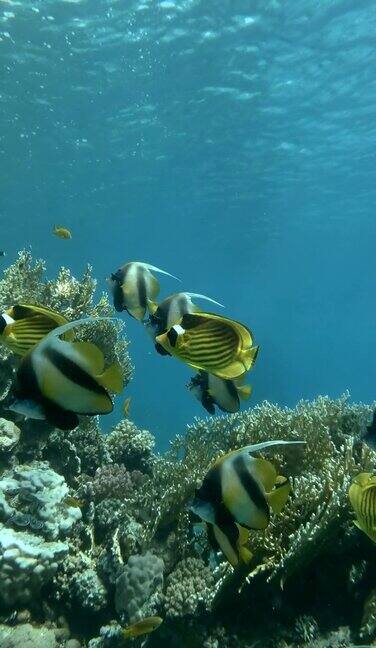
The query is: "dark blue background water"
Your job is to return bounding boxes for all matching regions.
[1,0,376,447]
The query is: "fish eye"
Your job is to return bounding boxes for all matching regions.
[0,316,6,334]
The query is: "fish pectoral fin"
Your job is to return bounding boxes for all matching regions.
[267,478,291,515]
[237,384,252,400]
[97,362,123,393]
[71,341,105,375]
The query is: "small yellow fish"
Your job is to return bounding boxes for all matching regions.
[53,225,72,239]
[349,472,376,543]
[64,496,84,509]
[122,397,131,418]
[122,616,163,639]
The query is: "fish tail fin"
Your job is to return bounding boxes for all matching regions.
[237,384,252,401]
[142,263,181,282]
[184,293,225,308]
[97,362,123,393]
[266,477,291,514]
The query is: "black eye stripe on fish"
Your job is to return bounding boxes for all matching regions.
[43,346,107,395]
[0,316,8,334]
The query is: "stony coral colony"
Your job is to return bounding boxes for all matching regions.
[0,251,375,648]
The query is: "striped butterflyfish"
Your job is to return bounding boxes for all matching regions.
[155,312,259,380]
[0,303,70,356]
[9,317,123,430]
[191,440,305,532]
[145,292,224,356]
[109,261,179,321]
[188,370,252,414]
[349,472,376,543]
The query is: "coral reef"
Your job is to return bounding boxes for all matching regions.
[1,252,376,647]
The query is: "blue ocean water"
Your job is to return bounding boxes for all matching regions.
[1,0,376,448]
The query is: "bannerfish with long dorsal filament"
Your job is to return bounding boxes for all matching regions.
[145,292,224,356]
[108,261,180,321]
[0,303,70,356]
[122,616,163,639]
[191,440,304,533]
[8,317,123,430]
[53,225,72,239]
[187,370,252,414]
[155,312,259,380]
[349,472,376,543]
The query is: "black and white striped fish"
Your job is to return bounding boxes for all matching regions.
[0,303,69,356]
[9,317,123,430]
[155,311,259,380]
[109,261,179,321]
[191,441,304,532]
[188,370,252,414]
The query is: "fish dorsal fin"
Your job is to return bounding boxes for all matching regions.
[240,440,306,455]
[140,263,180,282]
[70,341,105,375]
[184,293,225,308]
[97,363,123,393]
[266,477,291,514]
[249,457,277,493]
[237,384,252,400]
